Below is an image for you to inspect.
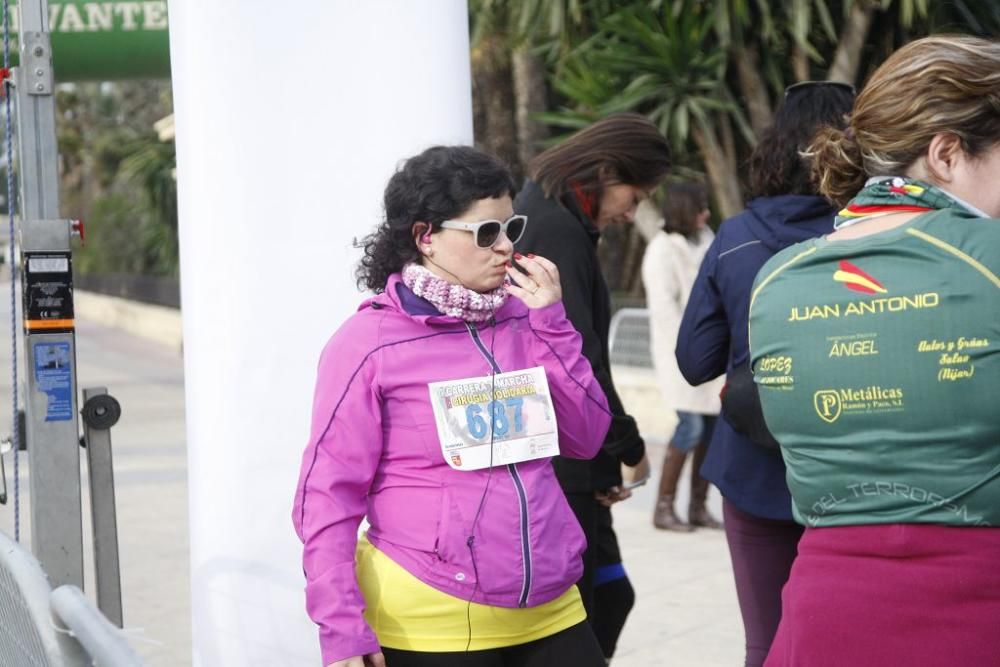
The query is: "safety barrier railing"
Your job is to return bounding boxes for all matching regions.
[0,530,144,666]
[608,307,654,369]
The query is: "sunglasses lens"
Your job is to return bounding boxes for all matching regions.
[477,222,502,248]
[506,217,526,244]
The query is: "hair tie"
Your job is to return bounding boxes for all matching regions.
[844,126,856,142]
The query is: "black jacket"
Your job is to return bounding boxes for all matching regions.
[514,179,645,492]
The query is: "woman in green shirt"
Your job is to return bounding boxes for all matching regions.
[749,35,1000,665]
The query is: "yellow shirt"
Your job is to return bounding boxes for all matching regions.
[356,534,586,651]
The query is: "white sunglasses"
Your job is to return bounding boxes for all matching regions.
[439,214,528,248]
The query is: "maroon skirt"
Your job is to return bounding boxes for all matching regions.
[765,524,1000,666]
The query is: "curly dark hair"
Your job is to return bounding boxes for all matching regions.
[748,82,855,198]
[356,146,516,292]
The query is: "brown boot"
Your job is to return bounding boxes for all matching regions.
[688,442,722,529]
[653,445,693,532]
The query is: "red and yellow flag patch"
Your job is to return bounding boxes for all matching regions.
[833,260,887,295]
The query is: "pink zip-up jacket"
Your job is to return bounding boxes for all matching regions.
[292,275,612,664]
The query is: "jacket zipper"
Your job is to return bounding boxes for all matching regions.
[464,321,533,607]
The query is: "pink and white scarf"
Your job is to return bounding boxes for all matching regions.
[401,263,508,322]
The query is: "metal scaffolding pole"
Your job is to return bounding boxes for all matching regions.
[15,0,84,588]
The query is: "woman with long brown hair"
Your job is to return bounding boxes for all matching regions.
[514,112,671,661]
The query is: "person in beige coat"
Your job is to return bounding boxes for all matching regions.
[641,182,725,531]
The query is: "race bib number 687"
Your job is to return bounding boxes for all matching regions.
[427,366,560,471]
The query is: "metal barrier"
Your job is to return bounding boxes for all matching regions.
[0,530,88,666]
[51,586,143,667]
[608,307,654,369]
[0,531,144,666]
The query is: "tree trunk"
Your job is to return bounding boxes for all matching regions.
[471,36,519,179]
[826,2,877,85]
[734,43,772,135]
[512,48,549,181]
[792,44,810,82]
[622,225,647,297]
[597,223,651,302]
[719,113,738,176]
[692,123,743,219]
[596,224,627,293]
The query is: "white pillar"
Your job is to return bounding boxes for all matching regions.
[167,3,473,663]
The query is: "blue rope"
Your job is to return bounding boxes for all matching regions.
[3,0,19,542]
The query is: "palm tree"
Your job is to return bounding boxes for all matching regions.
[470,0,626,176]
[543,2,751,217]
[119,135,178,275]
[466,0,994,294]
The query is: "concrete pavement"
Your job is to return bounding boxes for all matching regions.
[609,440,743,666]
[0,288,744,666]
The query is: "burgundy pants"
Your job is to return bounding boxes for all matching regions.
[722,499,803,667]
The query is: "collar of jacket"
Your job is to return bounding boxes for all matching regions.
[560,187,601,245]
[523,179,601,245]
[361,273,521,326]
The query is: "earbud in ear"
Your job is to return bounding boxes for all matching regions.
[421,232,432,244]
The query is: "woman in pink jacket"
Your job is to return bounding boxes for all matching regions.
[293,146,612,667]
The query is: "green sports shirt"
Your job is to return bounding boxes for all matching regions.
[748,209,1000,527]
